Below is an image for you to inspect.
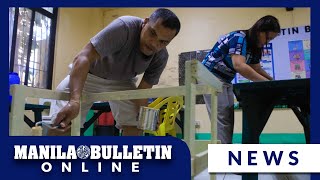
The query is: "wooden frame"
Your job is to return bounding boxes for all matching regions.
[9,60,222,179]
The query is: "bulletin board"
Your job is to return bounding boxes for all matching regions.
[235,25,311,83]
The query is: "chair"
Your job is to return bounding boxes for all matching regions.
[144,96,184,137]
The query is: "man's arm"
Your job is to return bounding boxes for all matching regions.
[69,43,100,102]
[132,78,153,108]
[232,54,269,82]
[249,63,273,80]
[134,50,167,108]
[54,42,100,128]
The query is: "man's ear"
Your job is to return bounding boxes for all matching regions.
[142,18,149,27]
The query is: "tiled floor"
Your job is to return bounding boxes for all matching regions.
[194,169,310,180]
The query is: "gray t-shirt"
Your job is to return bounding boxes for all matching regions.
[89,16,169,85]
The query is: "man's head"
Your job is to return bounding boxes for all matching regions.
[140,8,181,56]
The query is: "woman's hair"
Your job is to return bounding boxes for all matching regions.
[244,15,281,60]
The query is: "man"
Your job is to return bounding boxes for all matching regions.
[52,8,181,136]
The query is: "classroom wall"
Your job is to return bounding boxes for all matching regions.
[53,8,104,88]
[53,8,310,134]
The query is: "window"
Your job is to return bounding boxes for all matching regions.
[9,8,58,89]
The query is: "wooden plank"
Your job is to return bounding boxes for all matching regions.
[196,84,216,95]
[195,61,223,93]
[191,140,209,177]
[84,84,214,102]
[10,85,27,136]
[210,88,218,180]
[83,86,186,102]
[10,85,70,101]
[184,83,196,154]
[189,60,199,84]
[70,96,81,136]
[71,105,81,136]
[193,150,209,176]
[185,60,197,179]
[210,89,218,144]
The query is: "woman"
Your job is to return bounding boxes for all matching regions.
[202,15,281,144]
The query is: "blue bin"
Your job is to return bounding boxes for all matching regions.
[9,72,20,104]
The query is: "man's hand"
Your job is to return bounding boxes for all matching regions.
[53,101,80,129]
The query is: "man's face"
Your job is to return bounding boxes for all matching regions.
[140,18,177,56]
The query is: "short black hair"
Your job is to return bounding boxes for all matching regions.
[150,8,181,36]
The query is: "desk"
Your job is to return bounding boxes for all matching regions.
[233,78,310,180]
